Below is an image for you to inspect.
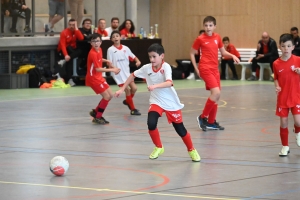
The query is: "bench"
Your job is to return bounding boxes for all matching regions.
[219,48,282,81]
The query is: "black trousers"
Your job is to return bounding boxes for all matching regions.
[56,46,82,82]
[220,59,238,78]
[11,8,31,29]
[251,56,276,73]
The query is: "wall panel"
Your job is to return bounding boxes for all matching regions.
[150,0,300,65]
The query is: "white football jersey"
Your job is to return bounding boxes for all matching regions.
[134,62,184,111]
[107,45,136,85]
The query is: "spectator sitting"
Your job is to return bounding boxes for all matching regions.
[45,0,65,36]
[247,32,279,81]
[290,27,300,56]
[77,18,93,71]
[220,36,240,80]
[105,17,119,37]
[56,18,84,86]
[9,0,31,34]
[96,18,108,37]
[118,19,135,39]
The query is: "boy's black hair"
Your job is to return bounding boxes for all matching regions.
[82,18,92,25]
[279,33,294,45]
[110,30,121,39]
[199,29,205,35]
[291,27,298,32]
[90,33,102,42]
[203,16,216,25]
[147,43,164,55]
[222,36,230,42]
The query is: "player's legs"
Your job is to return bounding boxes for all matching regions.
[91,84,112,124]
[147,111,164,159]
[292,112,300,147]
[172,122,200,162]
[124,85,140,115]
[128,81,137,97]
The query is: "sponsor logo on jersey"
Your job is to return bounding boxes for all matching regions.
[214,40,217,44]
[148,73,152,76]
[160,69,164,74]
[117,59,125,62]
[296,105,300,108]
[291,65,295,71]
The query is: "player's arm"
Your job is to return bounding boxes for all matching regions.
[148,80,172,91]
[134,57,141,67]
[274,79,281,95]
[220,47,240,63]
[190,48,199,76]
[115,74,135,97]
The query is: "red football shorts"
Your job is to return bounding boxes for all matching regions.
[276,105,300,117]
[90,81,110,94]
[199,68,221,90]
[149,104,183,124]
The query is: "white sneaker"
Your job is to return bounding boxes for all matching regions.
[279,146,290,157]
[58,59,66,67]
[187,73,195,80]
[68,78,76,87]
[296,133,300,147]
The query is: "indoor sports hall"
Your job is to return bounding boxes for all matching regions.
[1,80,300,200]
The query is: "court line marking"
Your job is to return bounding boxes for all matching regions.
[0,180,240,200]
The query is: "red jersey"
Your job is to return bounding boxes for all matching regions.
[120,28,136,38]
[192,33,223,70]
[57,28,84,56]
[85,48,106,86]
[97,29,108,37]
[273,55,300,108]
[223,44,240,60]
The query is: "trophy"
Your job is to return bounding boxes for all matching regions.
[154,24,159,38]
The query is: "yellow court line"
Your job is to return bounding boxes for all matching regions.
[0,180,240,200]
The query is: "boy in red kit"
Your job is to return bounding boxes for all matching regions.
[220,36,240,80]
[190,16,240,131]
[86,33,120,124]
[273,33,300,156]
[115,43,200,162]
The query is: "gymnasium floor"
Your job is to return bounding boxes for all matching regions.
[0,79,300,200]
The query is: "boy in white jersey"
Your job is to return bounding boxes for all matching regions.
[107,30,141,115]
[115,43,200,162]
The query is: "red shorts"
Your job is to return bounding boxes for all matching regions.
[149,104,183,124]
[199,68,221,90]
[276,105,300,117]
[90,81,109,94]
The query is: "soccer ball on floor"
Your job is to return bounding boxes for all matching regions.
[49,156,69,176]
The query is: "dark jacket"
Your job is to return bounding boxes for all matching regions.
[1,1,10,14]
[292,36,300,56]
[77,27,93,57]
[9,0,26,11]
[256,37,279,60]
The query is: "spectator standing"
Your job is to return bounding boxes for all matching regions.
[68,0,83,27]
[105,17,119,37]
[1,0,10,34]
[45,0,65,36]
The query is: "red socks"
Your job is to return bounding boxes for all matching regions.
[126,95,135,110]
[149,128,162,148]
[208,103,218,124]
[294,125,300,133]
[181,133,194,151]
[95,98,109,118]
[280,127,289,146]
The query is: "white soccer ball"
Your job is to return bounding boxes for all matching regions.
[49,156,69,176]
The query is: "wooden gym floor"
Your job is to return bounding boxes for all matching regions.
[0,79,300,200]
